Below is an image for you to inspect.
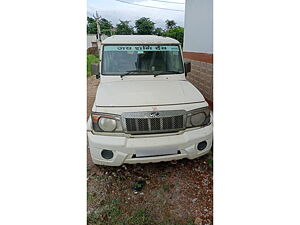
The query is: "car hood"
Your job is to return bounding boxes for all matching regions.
[95,80,205,107]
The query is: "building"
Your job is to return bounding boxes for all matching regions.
[183,0,213,108]
[87,34,109,49]
[87,34,97,48]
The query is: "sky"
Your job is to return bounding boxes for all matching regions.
[87,0,185,29]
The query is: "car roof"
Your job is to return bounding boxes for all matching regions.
[102,35,180,45]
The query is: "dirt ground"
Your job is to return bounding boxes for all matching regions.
[87,76,213,225]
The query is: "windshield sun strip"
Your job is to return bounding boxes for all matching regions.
[100,44,184,76]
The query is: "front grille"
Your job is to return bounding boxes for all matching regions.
[122,110,186,134]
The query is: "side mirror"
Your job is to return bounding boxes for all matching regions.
[184,61,191,77]
[91,62,100,79]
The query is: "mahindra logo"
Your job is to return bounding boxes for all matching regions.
[150,112,160,117]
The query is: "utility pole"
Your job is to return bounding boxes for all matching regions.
[93,11,102,53]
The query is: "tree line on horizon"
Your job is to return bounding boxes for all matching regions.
[87,17,184,44]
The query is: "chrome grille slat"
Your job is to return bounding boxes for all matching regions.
[135,119,139,131]
[147,118,151,132]
[121,110,186,134]
[172,117,175,129]
[159,118,164,130]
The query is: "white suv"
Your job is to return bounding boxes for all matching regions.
[87,35,213,166]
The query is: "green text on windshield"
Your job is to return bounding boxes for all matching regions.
[102,45,184,75]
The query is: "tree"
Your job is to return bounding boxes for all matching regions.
[162,26,184,44]
[87,17,114,36]
[100,18,113,36]
[87,17,97,34]
[153,27,163,36]
[116,20,134,35]
[165,19,176,30]
[135,17,155,35]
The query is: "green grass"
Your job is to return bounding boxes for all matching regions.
[87,199,156,225]
[88,199,122,225]
[127,208,155,225]
[87,198,198,225]
[163,184,170,192]
[160,173,167,178]
[87,192,96,201]
[87,54,99,77]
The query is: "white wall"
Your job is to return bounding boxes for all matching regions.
[87,34,97,48]
[183,0,213,53]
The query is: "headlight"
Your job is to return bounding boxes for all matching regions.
[186,107,211,128]
[99,117,117,131]
[91,112,122,133]
[191,112,206,126]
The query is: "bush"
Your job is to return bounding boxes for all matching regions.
[87,54,99,77]
[87,47,99,56]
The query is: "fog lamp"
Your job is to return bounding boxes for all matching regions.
[197,141,207,151]
[101,150,114,159]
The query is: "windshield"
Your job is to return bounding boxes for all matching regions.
[102,45,184,75]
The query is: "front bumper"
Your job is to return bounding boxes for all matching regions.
[87,124,213,166]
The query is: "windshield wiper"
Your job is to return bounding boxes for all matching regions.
[153,71,182,77]
[120,70,150,78]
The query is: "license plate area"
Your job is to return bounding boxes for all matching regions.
[135,147,178,157]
